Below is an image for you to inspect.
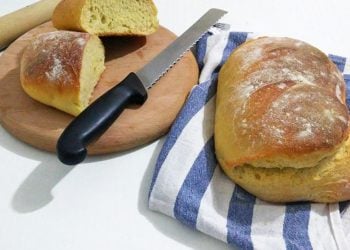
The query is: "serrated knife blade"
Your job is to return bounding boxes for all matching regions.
[56,8,227,165]
[137,8,227,88]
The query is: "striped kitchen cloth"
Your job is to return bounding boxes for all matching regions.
[148,25,350,250]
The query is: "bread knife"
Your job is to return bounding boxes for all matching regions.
[56,8,227,165]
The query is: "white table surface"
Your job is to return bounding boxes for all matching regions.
[1,1,350,249]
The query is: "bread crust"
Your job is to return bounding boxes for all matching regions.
[20,31,91,116]
[52,0,86,31]
[215,37,350,202]
[215,37,349,170]
[225,136,350,203]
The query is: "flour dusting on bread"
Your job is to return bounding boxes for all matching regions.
[216,36,350,203]
[27,31,90,85]
[45,56,63,82]
[20,30,105,116]
[215,37,349,170]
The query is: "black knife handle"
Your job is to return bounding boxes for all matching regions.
[56,73,148,165]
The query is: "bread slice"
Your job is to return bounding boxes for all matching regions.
[20,31,105,116]
[52,0,159,36]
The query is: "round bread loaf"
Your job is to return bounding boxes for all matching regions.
[52,0,159,36]
[215,37,350,202]
[20,30,105,116]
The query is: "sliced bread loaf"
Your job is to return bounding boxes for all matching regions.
[20,31,105,116]
[52,0,159,36]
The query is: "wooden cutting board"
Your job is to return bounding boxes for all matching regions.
[0,22,199,155]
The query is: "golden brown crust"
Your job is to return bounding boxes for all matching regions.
[20,31,90,115]
[224,136,350,203]
[215,37,349,170]
[52,0,86,31]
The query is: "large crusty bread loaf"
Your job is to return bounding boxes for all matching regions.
[52,0,159,36]
[20,30,105,116]
[215,37,350,203]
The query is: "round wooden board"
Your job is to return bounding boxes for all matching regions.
[0,22,199,155]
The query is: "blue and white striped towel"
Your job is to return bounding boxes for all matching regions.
[148,25,350,250]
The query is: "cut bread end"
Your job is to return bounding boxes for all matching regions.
[80,0,159,36]
[20,31,105,117]
[78,35,105,114]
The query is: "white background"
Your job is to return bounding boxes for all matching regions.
[0,0,350,249]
